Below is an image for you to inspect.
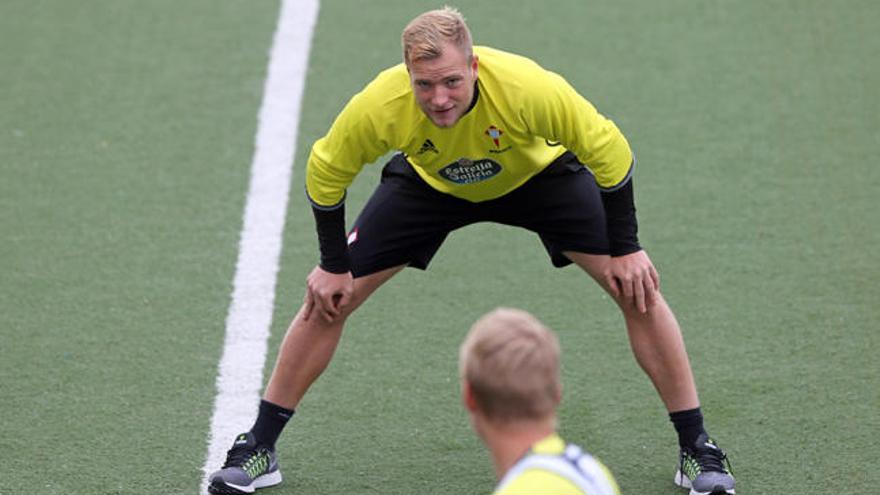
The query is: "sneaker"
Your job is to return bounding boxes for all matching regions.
[208,432,282,494]
[674,433,735,495]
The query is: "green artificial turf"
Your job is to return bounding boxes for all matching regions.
[1,1,877,493]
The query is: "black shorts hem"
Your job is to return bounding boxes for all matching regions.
[548,245,611,268]
[350,259,428,279]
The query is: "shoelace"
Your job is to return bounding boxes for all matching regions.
[689,443,734,476]
[223,444,260,469]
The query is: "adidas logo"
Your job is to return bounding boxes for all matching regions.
[417,139,439,155]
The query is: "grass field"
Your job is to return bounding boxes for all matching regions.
[2,1,878,494]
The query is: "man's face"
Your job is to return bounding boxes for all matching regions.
[408,43,478,128]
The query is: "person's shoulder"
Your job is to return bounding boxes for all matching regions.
[474,46,541,66]
[494,468,584,495]
[369,62,409,91]
[475,45,547,77]
[348,61,413,114]
[495,435,620,495]
[475,45,567,106]
[560,441,621,495]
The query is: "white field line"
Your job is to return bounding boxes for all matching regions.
[200,0,319,492]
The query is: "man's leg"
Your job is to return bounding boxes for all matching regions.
[207,265,404,495]
[263,264,405,409]
[262,153,468,412]
[566,251,735,494]
[564,251,698,412]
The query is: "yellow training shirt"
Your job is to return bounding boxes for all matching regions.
[307,45,633,207]
[494,434,620,495]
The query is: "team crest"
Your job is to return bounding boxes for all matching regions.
[485,125,503,148]
[485,125,512,153]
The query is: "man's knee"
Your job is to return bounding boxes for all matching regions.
[617,292,671,322]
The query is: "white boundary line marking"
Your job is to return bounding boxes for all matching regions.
[201,0,319,492]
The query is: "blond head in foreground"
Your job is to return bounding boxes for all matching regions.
[460,308,562,424]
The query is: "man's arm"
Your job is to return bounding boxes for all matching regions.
[599,175,660,313]
[522,69,634,192]
[523,72,660,312]
[304,203,353,322]
[302,70,402,320]
[599,168,640,257]
[312,203,350,274]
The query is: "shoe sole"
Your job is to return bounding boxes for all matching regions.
[674,470,735,495]
[208,471,283,495]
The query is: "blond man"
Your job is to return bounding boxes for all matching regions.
[209,7,734,495]
[461,308,620,495]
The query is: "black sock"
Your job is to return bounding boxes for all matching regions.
[250,399,295,449]
[669,407,706,448]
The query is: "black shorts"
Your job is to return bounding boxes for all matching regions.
[347,152,609,278]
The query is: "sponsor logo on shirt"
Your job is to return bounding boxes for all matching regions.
[439,158,502,184]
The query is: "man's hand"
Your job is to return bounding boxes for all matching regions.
[303,265,354,323]
[604,250,660,314]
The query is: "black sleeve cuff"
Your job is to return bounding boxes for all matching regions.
[600,178,642,256]
[311,204,351,273]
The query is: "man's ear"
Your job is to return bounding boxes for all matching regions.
[462,380,479,412]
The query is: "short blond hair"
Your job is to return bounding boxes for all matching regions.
[459,308,562,422]
[401,6,473,65]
